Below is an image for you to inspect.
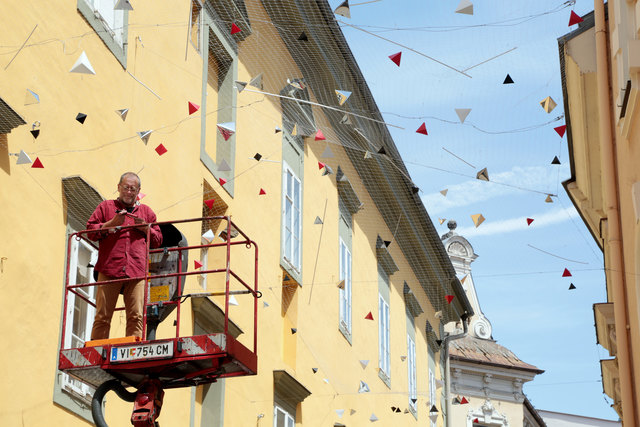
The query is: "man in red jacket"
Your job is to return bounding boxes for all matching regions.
[87,172,163,340]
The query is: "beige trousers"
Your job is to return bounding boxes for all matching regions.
[90,272,144,340]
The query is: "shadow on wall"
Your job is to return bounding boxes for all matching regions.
[0,134,10,175]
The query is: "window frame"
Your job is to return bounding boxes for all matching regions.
[338,237,352,341]
[281,159,302,275]
[273,404,295,427]
[429,368,437,427]
[378,294,390,382]
[190,0,203,53]
[407,334,417,415]
[77,0,128,67]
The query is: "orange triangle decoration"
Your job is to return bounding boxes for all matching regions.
[554,125,567,137]
[318,161,326,170]
[194,260,203,269]
[155,143,167,156]
[31,157,44,168]
[204,199,215,209]
[389,52,402,66]
[219,177,227,186]
[365,312,374,320]
[562,268,572,277]
[526,218,534,226]
[188,101,200,115]
[259,188,266,195]
[315,129,326,141]
[231,23,241,34]
[445,295,454,304]
[416,122,428,135]
[568,10,583,26]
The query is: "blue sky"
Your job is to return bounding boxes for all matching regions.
[333,0,617,420]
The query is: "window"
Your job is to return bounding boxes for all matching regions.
[407,335,417,413]
[429,368,437,427]
[378,294,390,380]
[77,0,128,66]
[62,235,98,397]
[190,0,203,52]
[282,161,302,273]
[339,238,352,339]
[274,405,295,427]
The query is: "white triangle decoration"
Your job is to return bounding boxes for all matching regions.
[69,51,96,75]
[455,0,473,15]
[116,108,129,121]
[334,1,350,18]
[229,295,239,306]
[16,150,32,165]
[455,108,471,123]
[137,130,152,145]
[249,73,263,89]
[335,409,345,418]
[114,0,133,10]
[217,159,232,172]
[202,229,215,244]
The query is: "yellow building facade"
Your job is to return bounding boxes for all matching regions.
[0,1,472,426]
[560,1,640,424]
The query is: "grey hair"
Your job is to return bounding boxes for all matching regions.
[119,172,141,188]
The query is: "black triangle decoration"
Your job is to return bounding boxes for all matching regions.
[503,74,514,84]
[30,129,40,139]
[411,186,420,194]
[76,113,87,124]
[569,283,576,290]
[551,156,561,165]
[298,32,308,41]
[312,367,318,373]
[253,153,262,161]
[377,146,386,155]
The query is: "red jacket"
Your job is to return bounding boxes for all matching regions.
[87,199,163,279]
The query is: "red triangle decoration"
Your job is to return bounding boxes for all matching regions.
[188,101,200,115]
[219,177,227,186]
[318,161,326,170]
[416,122,428,135]
[365,312,374,320]
[194,260,203,269]
[445,295,454,304]
[259,188,266,195]
[31,157,44,168]
[562,268,572,277]
[231,23,241,34]
[315,129,326,141]
[526,218,534,226]
[554,125,567,137]
[155,143,167,156]
[460,397,469,404]
[389,52,402,66]
[568,10,583,26]
[204,199,215,209]
[473,419,479,423]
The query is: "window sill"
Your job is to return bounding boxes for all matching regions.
[378,368,391,389]
[338,322,352,346]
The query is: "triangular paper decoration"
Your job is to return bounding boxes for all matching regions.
[194,260,203,269]
[364,151,373,159]
[323,378,330,384]
[259,188,266,195]
[75,113,87,124]
[439,218,446,225]
[231,23,241,35]
[377,146,387,155]
[31,157,44,168]
[188,101,200,115]
[340,114,353,125]
[389,52,402,66]
[204,199,215,209]
[416,122,428,135]
[359,359,369,369]
[334,0,350,18]
[445,295,455,304]
[384,240,391,248]
[460,397,469,404]
[411,398,417,404]
[391,406,401,413]
[275,126,282,133]
[569,283,576,290]
[315,129,326,141]
[455,0,473,15]
[335,90,352,106]
[369,413,378,422]
[350,409,356,416]
[411,186,420,195]
[137,192,146,201]
[217,122,235,140]
[323,165,334,176]
[404,408,410,414]
[552,156,561,165]
[321,145,334,158]
[318,161,326,170]
[116,108,129,121]
[219,177,227,186]
[202,229,215,243]
[365,311,374,320]
[229,295,239,306]
[336,409,345,418]
[545,194,554,203]
[337,279,345,289]
[503,74,514,84]
[291,123,298,136]
[298,32,308,41]
[30,129,40,139]
[473,419,479,423]
[476,168,489,181]
[562,268,572,277]
[436,379,444,389]
[455,108,471,123]
[249,73,263,90]
[540,96,557,113]
[114,0,133,10]
[461,275,468,284]
[310,367,317,374]
[137,130,152,145]
[69,51,96,75]
[358,381,370,393]
[452,396,461,405]
[314,216,323,224]
[554,125,567,137]
[569,10,583,26]
[217,159,231,172]
[253,153,262,161]
[291,328,297,334]
[16,150,32,165]
[24,89,40,105]
[471,213,485,228]
[526,218,534,226]
[263,301,270,308]
[430,405,438,413]
[155,143,167,156]
[234,81,247,93]
[400,355,406,361]
[440,189,448,196]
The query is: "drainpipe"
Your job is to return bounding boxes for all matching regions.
[594,1,637,424]
[444,313,469,427]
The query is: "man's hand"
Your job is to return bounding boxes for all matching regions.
[133,216,150,233]
[103,210,126,229]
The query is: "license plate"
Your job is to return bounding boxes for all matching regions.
[110,342,173,363]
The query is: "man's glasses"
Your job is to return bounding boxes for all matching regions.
[119,185,139,193]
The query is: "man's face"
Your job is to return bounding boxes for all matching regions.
[118,175,140,206]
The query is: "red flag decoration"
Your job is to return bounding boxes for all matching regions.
[259,188,266,195]
[473,419,479,423]
[554,125,567,137]
[194,260,203,269]
[318,161,326,170]
[416,122,428,135]
[31,157,44,168]
[562,268,572,277]
[204,199,215,209]
[460,397,469,404]
[445,295,455,304]
[315,129,326,141]
[365,312,374,320]
[526,218,534,226]
[389,52,402,66]
[188,101,200,115]
[231,23,241,34]
[137,192,146,201]
[155,143,167,156]
[568,10,583,26]
[219,177,227,186]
